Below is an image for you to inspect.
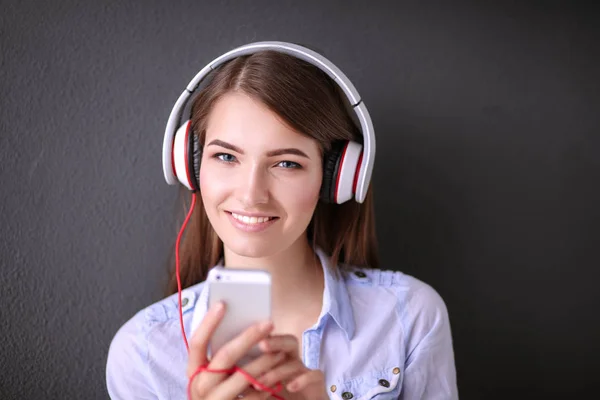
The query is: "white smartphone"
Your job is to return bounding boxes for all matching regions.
[207,266,271,366]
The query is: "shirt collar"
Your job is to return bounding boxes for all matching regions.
[315,247,355,339]
[190,247,355,340]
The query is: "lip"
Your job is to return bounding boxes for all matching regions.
[226,211,279,233]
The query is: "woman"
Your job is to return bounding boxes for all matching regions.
[106,42,458,400]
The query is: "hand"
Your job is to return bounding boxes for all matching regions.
[253,335,328,400]
[187,302,286,400]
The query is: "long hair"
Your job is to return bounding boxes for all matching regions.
[166,50,378,295]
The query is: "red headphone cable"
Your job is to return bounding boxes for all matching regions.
[175,192,284,399]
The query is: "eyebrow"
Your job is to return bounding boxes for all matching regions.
[206,139,310,159]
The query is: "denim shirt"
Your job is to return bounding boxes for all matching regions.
[106,249,458,399]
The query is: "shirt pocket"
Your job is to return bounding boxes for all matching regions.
[329,366,403,400]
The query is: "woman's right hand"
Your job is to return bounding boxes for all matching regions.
[187,301,285,400]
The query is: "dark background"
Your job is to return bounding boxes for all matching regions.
[1,0,598,398]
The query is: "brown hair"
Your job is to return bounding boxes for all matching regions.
[166,50,379,295]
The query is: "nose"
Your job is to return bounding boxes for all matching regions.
[236,164,269,207]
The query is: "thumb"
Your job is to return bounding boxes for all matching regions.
[186,302,226,377]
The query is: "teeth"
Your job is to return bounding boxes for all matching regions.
[231,213,274,224]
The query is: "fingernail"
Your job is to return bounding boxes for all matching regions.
[213,302,225,312]
[260,321,273,331]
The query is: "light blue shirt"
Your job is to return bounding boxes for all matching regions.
[106,249,458,399]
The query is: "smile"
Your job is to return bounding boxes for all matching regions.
[230,212,276,224]
[226,211,279,233]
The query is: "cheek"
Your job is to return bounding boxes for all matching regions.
[279,173,322,217]
[198,164,226,206]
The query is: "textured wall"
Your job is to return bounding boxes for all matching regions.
[1,1,599,399]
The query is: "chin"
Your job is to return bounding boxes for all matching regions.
[226,240,279,259]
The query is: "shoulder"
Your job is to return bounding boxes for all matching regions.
[344,266,447,310]
[105,282,206,397]
[343,266,451,337]
[109,281,206,340]
[341,268,458,397]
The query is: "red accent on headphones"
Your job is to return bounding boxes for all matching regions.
[183,121,194,190]
[333,143,349,204]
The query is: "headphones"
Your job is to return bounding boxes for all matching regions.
[162,41,375,204]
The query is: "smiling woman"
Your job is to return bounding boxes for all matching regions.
[106,42,458,400]
[170,47,377,289]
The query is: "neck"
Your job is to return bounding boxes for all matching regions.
[223,238,324,329]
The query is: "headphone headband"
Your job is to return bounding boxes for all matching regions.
[162,41,375,203]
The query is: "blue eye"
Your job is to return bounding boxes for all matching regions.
[215,153,236,163]
[278,161,301,169]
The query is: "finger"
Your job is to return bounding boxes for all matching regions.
[258,334,299,355]
[255,358,306,388]
[287,369,325,393]
[187,302,226,378]
[208,352,287,400]
[233,388,272,400]
[256,390,272,400]
[214,387,270,400]
[194,321,275,397]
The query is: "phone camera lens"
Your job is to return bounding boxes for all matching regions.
[216,275,221,281]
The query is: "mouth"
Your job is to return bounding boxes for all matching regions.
[225,211,280,232]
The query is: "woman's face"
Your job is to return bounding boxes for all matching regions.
[199,91,323,259]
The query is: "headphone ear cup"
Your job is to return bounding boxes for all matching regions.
[173,121,194,191]
[320,142,346,203]
[172,120,202,192]
[320,141,363,204]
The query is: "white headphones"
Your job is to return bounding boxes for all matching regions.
[162,41,375,204]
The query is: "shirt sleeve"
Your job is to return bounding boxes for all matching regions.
[106,310,158,400]
[399,283,459,400]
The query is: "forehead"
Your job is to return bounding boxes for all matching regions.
[205,91,319,151]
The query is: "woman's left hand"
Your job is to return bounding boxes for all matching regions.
[253,335,328,400]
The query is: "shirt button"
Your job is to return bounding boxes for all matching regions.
[181,297,189,307]
[342,392,353,399]
[330,385,337,393]
[354,271,366,278]
[393,367,401,375]
[379,379,390,388]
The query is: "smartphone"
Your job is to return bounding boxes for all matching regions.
[207,266,271,366]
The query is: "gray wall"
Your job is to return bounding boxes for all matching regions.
[2,1,598,399]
